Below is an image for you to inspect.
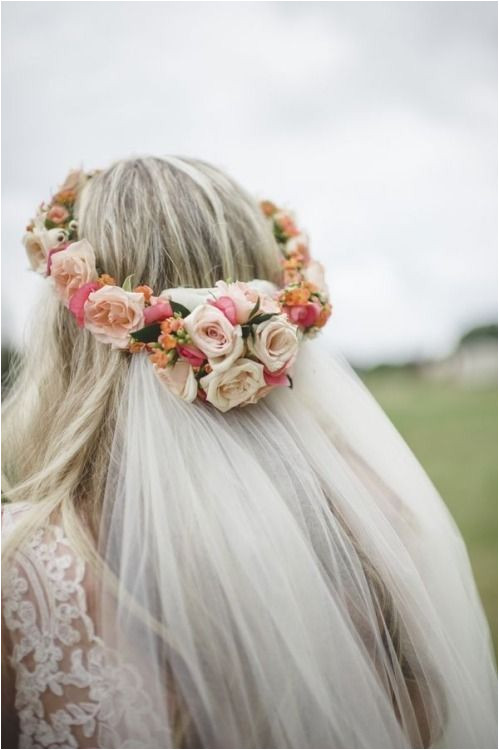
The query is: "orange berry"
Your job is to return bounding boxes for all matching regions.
[260,200,277,217]
[99,273,116,286]
[129,340,146,353]
[159,333,177,350]
[316,304,332,328]
[134,284,153,302]
[149,349,169,367]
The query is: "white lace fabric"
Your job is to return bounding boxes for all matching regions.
[2,503,162,749]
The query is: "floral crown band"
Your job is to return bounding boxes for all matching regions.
[23,170,332,412]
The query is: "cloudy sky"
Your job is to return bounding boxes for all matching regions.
[2,1,497,366]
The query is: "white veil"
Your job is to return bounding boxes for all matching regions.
[98,341,497,748]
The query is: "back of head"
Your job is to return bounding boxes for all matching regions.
[2,156,281,534]
[3,155,495,750]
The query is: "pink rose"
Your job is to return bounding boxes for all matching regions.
[177,344,206,368]
[84,285,145,349]
[50,239,98,304]
[154,361,198,402]
[47,205,69,225]
[143,301,173,325]
[183,304,243,371]
[264,370,290,387]
[284,302,321,329]
[304,260,327,293]
[69,282,101,327]
[247,315,299,372]
[209,296,237,325]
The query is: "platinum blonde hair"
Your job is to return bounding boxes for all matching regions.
[2,156,281,561]
[2,159,496,750]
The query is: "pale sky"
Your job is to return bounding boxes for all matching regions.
[2,1,497,366]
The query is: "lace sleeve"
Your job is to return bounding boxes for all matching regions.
[2,508,163,749]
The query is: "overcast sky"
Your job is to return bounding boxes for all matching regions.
[2,1,497,366]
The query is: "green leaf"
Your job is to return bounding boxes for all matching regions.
[131,323,161,343]
[171,301,191,318]
[287,375,293,389]
[241,325,251,339]
[250,313,278,325]
[122,275,134,292]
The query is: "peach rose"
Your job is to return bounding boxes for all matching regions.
[154,360,198,402]
[50,239,98,304]
[200,358,266,412]
[284,302,321,329]
[84,285,145,348]
[23,227,68,273]
[183,304,243,371]
[247,315,299,373]
[143,301,173,325]
[47,205,69,225]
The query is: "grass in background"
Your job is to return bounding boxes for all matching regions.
[362,369,498,654]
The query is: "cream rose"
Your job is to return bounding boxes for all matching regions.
[247,314,299,373]
[183,304,244,371]
[23,227,68,273]
[84,285,145,349]
[214,280,281,323]
[50,239,98,304]
[200,358,266,412]
[214,281,259,324]
[304,260,327,293]
[159,287,206,313]
[154,361,198,402]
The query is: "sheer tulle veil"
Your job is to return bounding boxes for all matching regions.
[98,340,497,749]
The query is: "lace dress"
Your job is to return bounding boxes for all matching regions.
[2,503,165,749]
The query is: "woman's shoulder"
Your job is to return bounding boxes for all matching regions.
[2,503,95,648]
[2,503,99,747]
[2,503,163,749]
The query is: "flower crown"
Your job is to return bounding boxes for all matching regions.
[23,170,332,412]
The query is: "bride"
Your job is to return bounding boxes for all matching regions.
[2,156,496,749]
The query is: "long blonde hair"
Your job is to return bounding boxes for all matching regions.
[2,155,282,563]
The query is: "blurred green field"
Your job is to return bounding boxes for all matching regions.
[361,369,498,655]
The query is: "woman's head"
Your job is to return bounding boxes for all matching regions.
[2,156,282,540]
[78,156,281,291]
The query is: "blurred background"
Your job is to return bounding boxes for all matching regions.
[2,2,497,648]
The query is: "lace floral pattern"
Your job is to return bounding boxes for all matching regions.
[2,505,165,749]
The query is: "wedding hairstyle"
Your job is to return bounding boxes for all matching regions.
[2,156,282,555]
[3,156,495,749]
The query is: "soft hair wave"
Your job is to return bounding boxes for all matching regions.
[2,156,282,561]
